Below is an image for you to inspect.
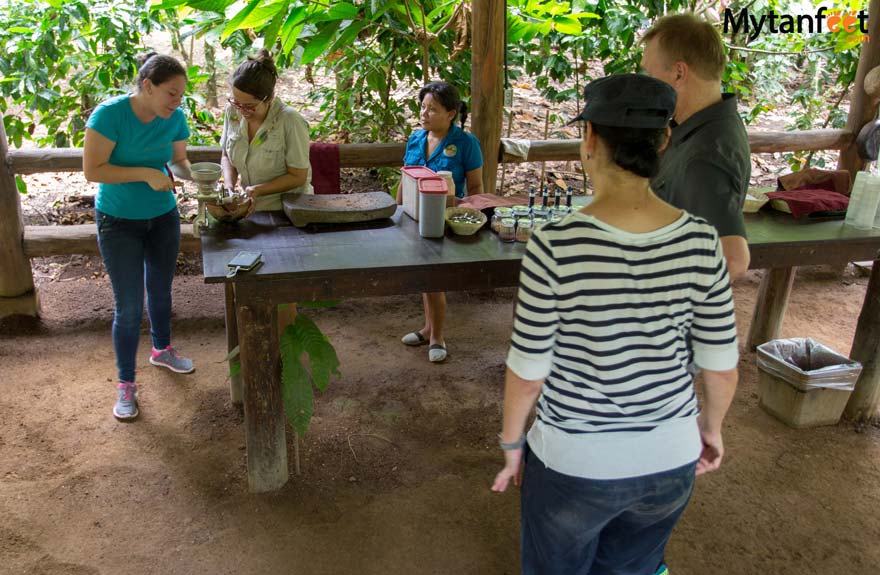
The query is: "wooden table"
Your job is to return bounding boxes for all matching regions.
[202,208,880,492]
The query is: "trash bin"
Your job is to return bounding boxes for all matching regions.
[756,338,862,428]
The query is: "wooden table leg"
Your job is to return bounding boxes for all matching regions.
[236,294,288,492]
[225,283,242,406]
[747,267,796,350]
[845,258,880,422]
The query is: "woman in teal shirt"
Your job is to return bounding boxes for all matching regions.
[83,53,195,422]
[399,81,484,362]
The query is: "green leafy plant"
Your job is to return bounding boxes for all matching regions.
[227,302,342,474]
[0,0,168,147]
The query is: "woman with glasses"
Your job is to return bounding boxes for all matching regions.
[220,49,312,211]
[398,81,483,363]
[83,53,196,422]
[491,74,739,575]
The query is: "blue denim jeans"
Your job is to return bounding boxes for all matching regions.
[96,208,181,382]
[521,448,696,575]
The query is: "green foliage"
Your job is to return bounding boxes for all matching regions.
[15,175,28,195]
[1,0,868,156]
[280,313,341,438]
[722,0,864,168]
[0,0,166,147]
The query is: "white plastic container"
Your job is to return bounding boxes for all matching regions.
[401,166,439,221]
[437,170,456,207]
[418,177,449,238]
[845,171,880,230]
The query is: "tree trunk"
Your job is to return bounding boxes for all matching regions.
[470,0,505,195]
[205,41,218,108]
[838,0,880,176]
[747,267,796,350]
[0,112,38,319]
[844,258,880,422]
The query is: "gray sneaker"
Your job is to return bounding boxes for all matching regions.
[149,346,195,374]
[113,381,139,421]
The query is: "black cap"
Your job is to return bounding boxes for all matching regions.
[567,73,676,129]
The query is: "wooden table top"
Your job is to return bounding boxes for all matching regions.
[201,205,880,299]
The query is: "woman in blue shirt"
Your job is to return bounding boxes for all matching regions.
[83,53,196,422]
[399,81,483,362]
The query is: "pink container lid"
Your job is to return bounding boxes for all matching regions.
[418,178,448,194]
[401,166,438,179]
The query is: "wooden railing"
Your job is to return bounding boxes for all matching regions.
[0,128,857,317]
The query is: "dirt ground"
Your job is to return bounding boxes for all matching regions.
[1,259,879,575]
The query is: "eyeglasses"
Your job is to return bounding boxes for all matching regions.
[227,96,267,113]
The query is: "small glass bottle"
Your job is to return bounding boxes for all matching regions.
[516,218,533,242]
[491,207,514,233]
[565,186,573,208]
[531,205,549,222]
[512,205,531,224]
[527,186,536,212]
[541,186,550,210]
[531,215,548,229]
[499,217,517,242]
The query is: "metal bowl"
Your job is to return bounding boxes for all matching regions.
[191,162,222,184]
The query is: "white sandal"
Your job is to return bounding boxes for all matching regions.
[428,343,447,363]
[401,331,429,346]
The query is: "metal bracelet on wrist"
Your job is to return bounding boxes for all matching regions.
[498,433,526,451]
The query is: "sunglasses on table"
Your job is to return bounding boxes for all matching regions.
[227,96,267,112]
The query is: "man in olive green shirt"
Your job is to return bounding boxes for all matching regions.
[642,13,751,280]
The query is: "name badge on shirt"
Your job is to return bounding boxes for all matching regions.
[443,144,457,157]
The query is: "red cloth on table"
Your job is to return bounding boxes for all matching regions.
[764,189,849,218]
[777,168,851,196]
[456,193,529,210]
[309,143,340,195]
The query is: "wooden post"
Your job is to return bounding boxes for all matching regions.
[747,267,796,350]
[838,0,880,175]
[225,283,242,406]
[844,258,880,422]
[0,112,39,319]
[471,0,505,195]
[236,291,288,492]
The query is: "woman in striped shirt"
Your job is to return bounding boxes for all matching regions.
[491,74,739,575]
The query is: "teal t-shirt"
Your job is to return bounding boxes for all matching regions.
[86,94,190,219]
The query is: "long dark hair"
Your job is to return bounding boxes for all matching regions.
[590,124,667,179]
[418,81,468,128]
[232,49,278,101]
[136,53,186,89]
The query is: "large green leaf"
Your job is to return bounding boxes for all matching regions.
[293,314,341,393]
[324,2,358,21]
[221,0,261,40]
[280,325,314,437]
[300,21,341,65]
[160,0,235,12]
[553,15,581,35]
[327,21,368,55]
[15,175,27,195]
[261,1,290,48]
[238,0,288,29]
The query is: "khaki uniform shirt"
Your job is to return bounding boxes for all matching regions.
[221,98,312,211]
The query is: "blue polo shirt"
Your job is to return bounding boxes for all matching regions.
[86,94,190,219]
[403,124,483,198]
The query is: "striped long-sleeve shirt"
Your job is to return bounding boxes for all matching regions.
[507,210,738,479]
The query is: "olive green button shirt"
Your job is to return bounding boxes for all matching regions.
[221,98,312,211]
[652,94,750,238]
